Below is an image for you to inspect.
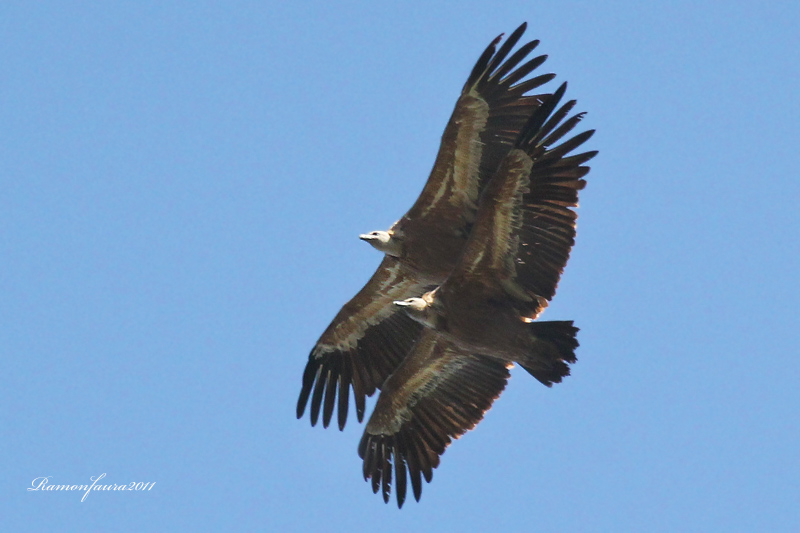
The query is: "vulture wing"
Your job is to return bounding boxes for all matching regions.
[447,82,597,318]
[395,22,555,235]
[297,256,430,430]
[358,329,510,508]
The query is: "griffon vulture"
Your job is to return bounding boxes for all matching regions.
[297,23,558,430]
[359,82,596,507]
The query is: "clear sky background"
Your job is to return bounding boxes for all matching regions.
[3,1,799,531]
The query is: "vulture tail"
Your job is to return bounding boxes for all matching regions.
[517,320,579,387]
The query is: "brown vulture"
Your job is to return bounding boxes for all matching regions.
[297,23,558,430]
[359,82,596,507]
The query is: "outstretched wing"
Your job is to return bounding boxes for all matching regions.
[447,82,597,318]
[358,330,510,508]
[397,22,556,234]
[297,256,430,430]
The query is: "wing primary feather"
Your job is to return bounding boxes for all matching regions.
[358,430,368,459]
[505,73,557,99]
[544,151,598,169]
[354,385,366,423]
[381,441,392,503]
[540,130,596,162]
[463,33,503,90]
[337,360,351,431]
[399,432,423,502]
[541,110,585,147]
[489,41,541,86]
[296,360,319,419]
[517,82,568,147]
[371,461,381,494]
[309,367,328,427]
[361,440,372,479]
[410,455,424,501]
[362,438,378,482]
[394,442,408,508]
[536,101,578,144]
[499,54,548,89]
[487,22,527,71]
[322,359,338,428]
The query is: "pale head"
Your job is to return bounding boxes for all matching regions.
[393,290,441,328]
[359,230,402,257]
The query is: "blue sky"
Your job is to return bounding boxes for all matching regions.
[3,1,799,531]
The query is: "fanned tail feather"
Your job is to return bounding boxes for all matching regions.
[518,320,579,386]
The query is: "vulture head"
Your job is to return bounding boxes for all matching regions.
[359,230,402,257]
[393,290,442,328]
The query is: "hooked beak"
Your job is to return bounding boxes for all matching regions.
[359,234,373,242]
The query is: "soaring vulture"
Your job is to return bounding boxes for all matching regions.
[359,82,596,507]
[297,23,558,430]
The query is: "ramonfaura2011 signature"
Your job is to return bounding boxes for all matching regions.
[28,473,155,502]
